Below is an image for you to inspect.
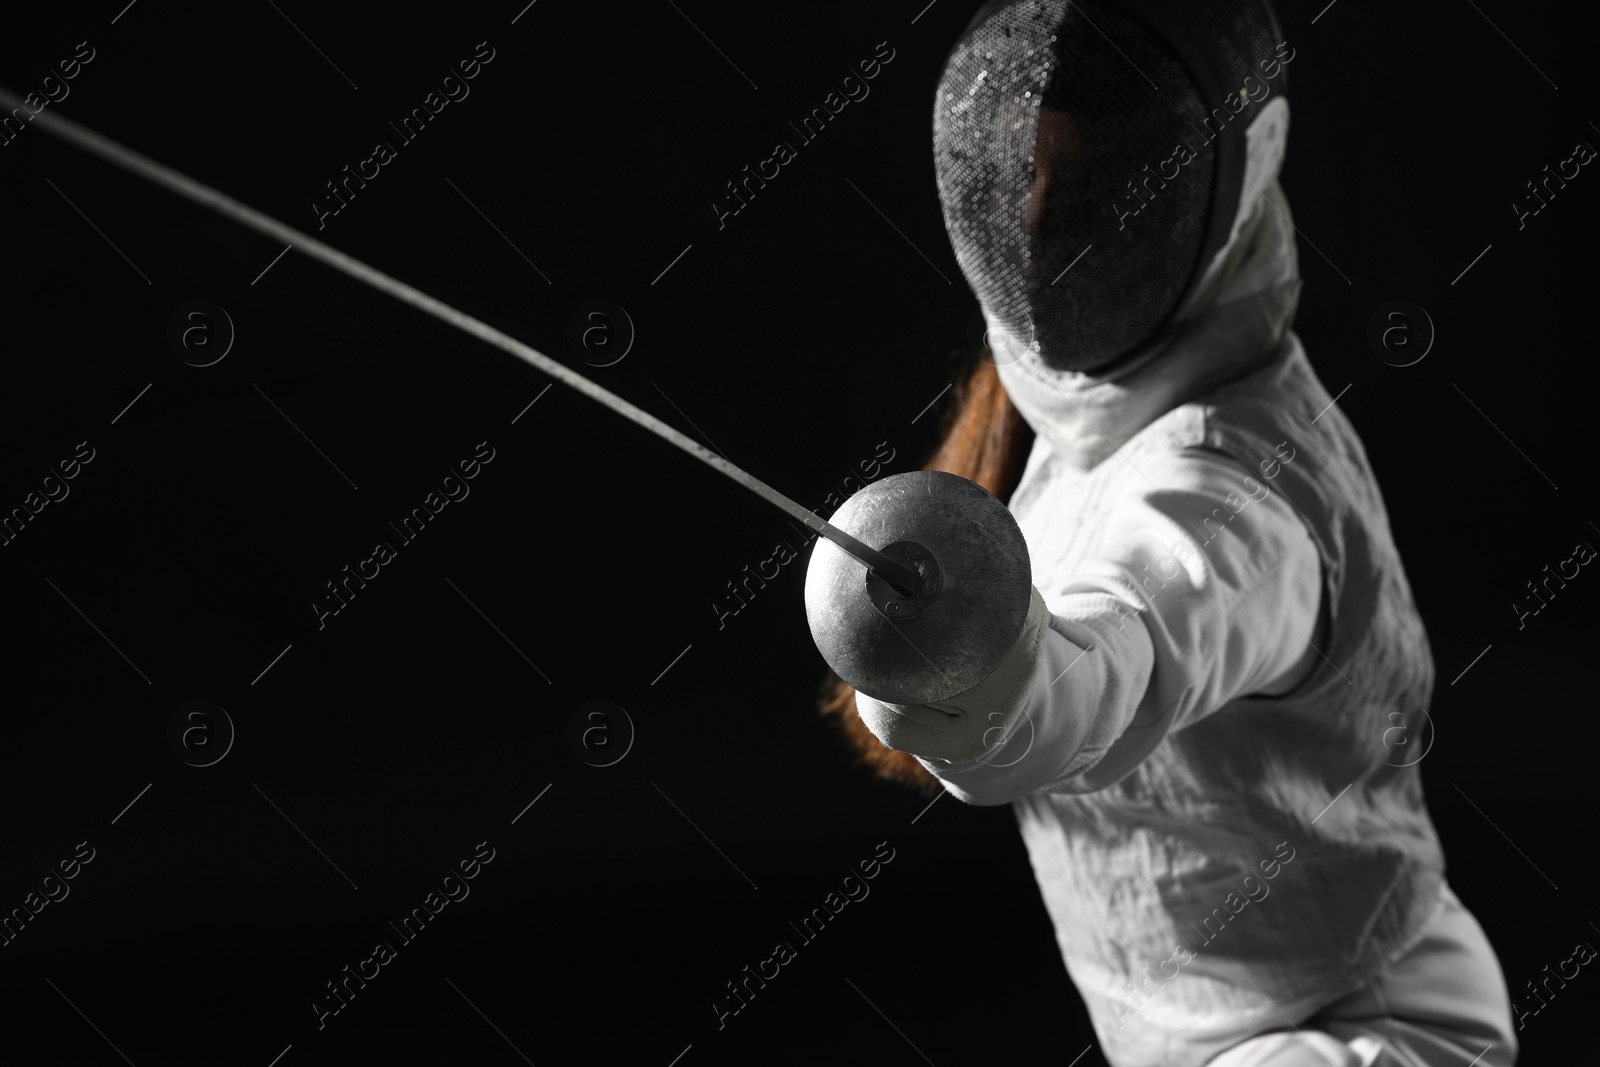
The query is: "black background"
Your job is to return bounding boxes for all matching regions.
[1,1,1597,1064]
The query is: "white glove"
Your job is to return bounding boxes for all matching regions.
[854,586,1052,764]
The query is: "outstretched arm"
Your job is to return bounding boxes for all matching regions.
[853,447,1324,805]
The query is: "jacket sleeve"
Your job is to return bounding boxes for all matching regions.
[918,446,1324,805]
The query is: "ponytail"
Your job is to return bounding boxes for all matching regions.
[817,352,1034,792]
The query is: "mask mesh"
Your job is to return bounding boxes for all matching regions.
[934,0,1223,371]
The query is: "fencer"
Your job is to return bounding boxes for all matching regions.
[812,3,1520,1064]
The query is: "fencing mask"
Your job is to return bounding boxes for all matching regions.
[934,0,1289,374]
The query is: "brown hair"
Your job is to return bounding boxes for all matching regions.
[816,351,1035,793]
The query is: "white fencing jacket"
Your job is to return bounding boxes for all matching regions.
[913,100,1448,1067]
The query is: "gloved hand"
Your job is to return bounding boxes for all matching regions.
[853,586,1052,765]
